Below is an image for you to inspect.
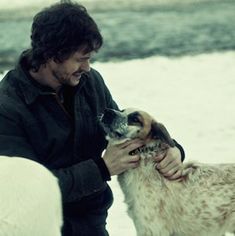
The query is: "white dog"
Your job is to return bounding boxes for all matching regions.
[0,156,63,236]
[100,108,235,236]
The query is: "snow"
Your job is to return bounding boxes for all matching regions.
[1,51,235,235]
[92,52,235,235]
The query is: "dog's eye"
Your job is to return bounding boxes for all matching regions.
[132,117,139,123]
[129,116,140,123]
[128,112,143,126]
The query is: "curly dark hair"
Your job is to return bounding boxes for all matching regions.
[29,2,103,71]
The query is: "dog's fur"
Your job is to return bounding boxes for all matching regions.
[0,156,63,236]
[100,108,235,236]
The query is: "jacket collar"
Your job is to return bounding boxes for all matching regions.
[16,64,56,105]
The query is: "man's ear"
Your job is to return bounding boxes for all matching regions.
[151,121,175,147]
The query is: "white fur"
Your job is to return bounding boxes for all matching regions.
[0,156,63,236]
[118,149,235,236]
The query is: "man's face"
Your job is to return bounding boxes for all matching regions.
[48,50,92,87]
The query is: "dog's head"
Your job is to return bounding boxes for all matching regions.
[100,108,175,147]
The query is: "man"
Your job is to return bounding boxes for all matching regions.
[0,2,185,236]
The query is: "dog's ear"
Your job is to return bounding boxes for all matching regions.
[151,121,175,147]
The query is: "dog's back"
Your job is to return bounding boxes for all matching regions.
[100,108,235,236]
[118,156,235,236]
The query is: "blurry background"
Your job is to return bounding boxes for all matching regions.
[0,0,235,71]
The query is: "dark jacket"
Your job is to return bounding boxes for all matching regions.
[0,53,118,236]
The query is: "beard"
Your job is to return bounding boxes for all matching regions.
[52,69,82,87]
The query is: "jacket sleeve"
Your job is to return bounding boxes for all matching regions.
[51,161,106,203]
[173,139,185,162]
[0,110,106,203]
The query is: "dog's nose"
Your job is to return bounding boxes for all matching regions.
[102,108,117,124]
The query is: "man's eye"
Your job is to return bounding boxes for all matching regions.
[76,58,90,63]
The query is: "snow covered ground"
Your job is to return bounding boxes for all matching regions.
[1,52,234,235]
[93,52,235,235]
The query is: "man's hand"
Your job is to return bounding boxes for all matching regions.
[154,147,183,180]
[102,139,143,176]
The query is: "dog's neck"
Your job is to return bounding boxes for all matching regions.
[107,138,168,164]
[130,141,159,155]
[130,140,168,156]
[107,138,169,164]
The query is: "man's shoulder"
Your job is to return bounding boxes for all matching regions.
[81,68,106,90]
[0,69,26,116]
[0,70,16,98]
[0,68,23,93]
[88,68,104,83]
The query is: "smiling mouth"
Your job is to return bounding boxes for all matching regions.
[72,74,82,81]
[73,73,81,78]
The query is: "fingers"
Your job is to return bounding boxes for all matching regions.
[121,154,140,167]
[167,169,182,180]
[161,165,181,177]
[104,139,143,175]
[113,154,140,174]
[126,159,140,169]
[155,153,172,170]
[117,139,143,149]
[122,140,144,154]
[128,154,140,163]
[106,139,143,156]
[154,151,166,162]
[116,139,137,148]
[156,159,180,175]
[155,147,183,180]
[127,154,140,168]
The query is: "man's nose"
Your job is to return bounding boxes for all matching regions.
[81,60,90,72]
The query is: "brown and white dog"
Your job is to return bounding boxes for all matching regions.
[100,108,235,236]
